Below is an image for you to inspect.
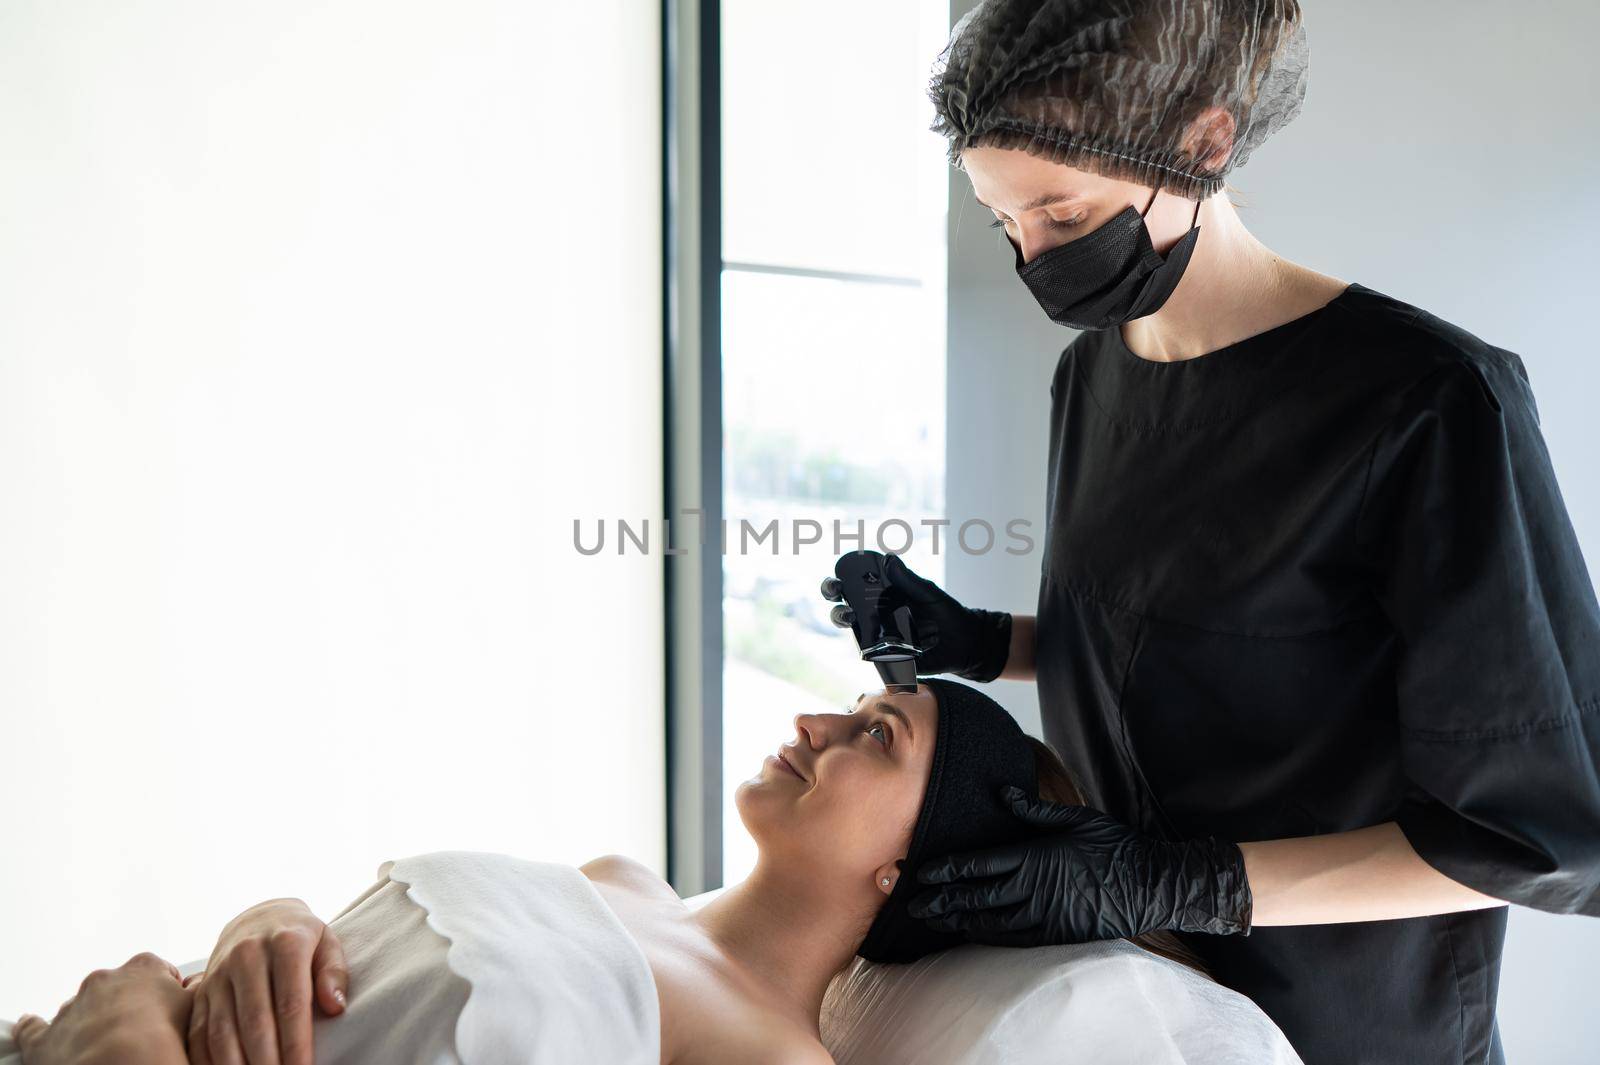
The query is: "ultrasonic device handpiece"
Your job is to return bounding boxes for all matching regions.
[825,549,923,694]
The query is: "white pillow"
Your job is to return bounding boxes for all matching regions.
[679,888,1300,1064]
[818,938,1304,1065]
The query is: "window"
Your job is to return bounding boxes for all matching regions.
[719,0,952,883]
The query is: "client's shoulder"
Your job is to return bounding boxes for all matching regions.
[778,1043,835,1065]
[580,851,650,879]
[580,853,678,899]
[678,1021,834,1065]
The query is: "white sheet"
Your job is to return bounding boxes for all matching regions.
[383,851,658,1065]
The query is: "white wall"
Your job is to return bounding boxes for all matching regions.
[943,2,1600,1062]
[0,0,665,1017]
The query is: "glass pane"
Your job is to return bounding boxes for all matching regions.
[720,269,945,883]
[722,0,953,279]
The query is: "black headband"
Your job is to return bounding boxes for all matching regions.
[856,677,1040,964]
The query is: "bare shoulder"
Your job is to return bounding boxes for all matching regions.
[578,852,647,878]
[678,1024,832,1065]
[784,1042,835,1065]
[665,984,832,1065]
[731,1015,833,1065]
[578,853,681,903]
[579,852,657,885]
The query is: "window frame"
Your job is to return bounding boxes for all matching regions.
[662,0,724,895]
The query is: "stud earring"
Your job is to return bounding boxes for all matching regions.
[881,877,891,887]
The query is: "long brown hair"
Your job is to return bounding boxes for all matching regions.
[1026,735,1213,979]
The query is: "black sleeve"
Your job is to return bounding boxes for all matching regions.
[1356,351,1600,915]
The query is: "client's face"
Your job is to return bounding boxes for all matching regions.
[734,687,938,892]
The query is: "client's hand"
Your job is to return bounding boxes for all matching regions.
[907,786,1253,944]
[822,553,1013,682]
[13,952,192,1065]
[188,897,349,1065]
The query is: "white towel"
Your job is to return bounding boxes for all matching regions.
[380,851,659,1065]
[1,852,661,1065]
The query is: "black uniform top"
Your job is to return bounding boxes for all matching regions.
[1035,281,1600,1065]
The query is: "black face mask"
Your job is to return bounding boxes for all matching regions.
[1010,188,1202,331]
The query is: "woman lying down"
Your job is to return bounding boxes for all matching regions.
[3,679,1302,1065]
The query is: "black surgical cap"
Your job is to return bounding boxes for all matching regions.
[928,0,1310,199]
[857,677,1040,964]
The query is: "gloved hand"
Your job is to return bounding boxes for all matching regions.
[907,785,1252,944]
[821,553,1013,683]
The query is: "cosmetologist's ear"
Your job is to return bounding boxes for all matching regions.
[1181,105,1237,175]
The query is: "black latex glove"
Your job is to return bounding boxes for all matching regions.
[907,785,1253,945]
[822,553,1013,683]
